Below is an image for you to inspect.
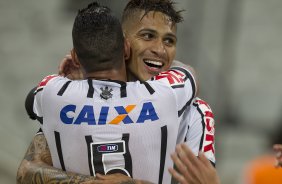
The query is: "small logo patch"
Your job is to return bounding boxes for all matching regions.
[97,144,118,153]
[100,86,113,100]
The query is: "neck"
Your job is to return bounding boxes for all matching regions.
[126,70,138,82]
[84,68,127,82]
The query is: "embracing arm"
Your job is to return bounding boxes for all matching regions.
[16,134,154,184]
[16,133,97,184]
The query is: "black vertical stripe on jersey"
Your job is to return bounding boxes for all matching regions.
[109,80,127,98]
[140,81,155,94]
[87,79,94,98]
[178,98,193,117]
[193,102,205,152]
[85,136,94,176]
[36,116,43,125]
[184,125,190,142]
[120,82,127,98]
[159,126,168,184]
[57,81,72,96]
[113,80,127,98]
[54,131,66,171]
[122,134,133,177]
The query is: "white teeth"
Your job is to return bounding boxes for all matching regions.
[144,60,163,66]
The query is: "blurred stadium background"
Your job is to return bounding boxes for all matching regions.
[1,0,282,183]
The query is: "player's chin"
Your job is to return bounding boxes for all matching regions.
[141,73,156,81]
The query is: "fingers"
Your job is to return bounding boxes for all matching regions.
[180,144,200,168]
[170,144,220,184]
[171,152,190,177]
[273,144,282,152]
[176,145,199,174]
[273,144,282,168]
[197,151,212,168]
[172,145,199,183]
[58,54,73,76]
[58,54,83,80]
[168,168,188,184]
[179,144,207,182]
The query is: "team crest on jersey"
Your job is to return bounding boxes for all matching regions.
[100,86,113,100]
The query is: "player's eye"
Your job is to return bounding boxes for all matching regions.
[163,37,176,46]
[141,33,155,40]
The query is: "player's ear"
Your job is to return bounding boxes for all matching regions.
[124,38,130,60]
[70,48,81,68]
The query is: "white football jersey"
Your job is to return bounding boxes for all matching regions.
[33,67,196,184]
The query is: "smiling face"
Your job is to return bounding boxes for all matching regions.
[123,10,177,81]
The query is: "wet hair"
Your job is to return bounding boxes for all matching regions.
[122,0,183,26]
[72,2,124,73]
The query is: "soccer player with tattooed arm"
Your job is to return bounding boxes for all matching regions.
[17,1,217,184]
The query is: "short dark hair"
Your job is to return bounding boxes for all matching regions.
[72,2,124,73]
[122,0,183,25]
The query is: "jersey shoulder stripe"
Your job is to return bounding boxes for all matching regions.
[153,67,186,87]
[87,79,94,98]
[171,67,196,117]
[140,81,155,95]
[35,74,58,94]
[170,67,196,96]
[57,81,72,96]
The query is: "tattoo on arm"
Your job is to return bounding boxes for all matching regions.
[17,134,96,184]
[17,134,155,184]
[129,180,155,184]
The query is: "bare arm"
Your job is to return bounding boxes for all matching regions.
[22,82,97,183]
[17,133,154,184]
[16,134,97,184]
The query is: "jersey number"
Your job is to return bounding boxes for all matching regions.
[85,134,132,177]
[54,126,167,184]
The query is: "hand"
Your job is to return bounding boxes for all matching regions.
[273,144,282,168]
[58,54,83,80]
[169,144,220,184]
[81,173,134,184]
[91,173,153,184]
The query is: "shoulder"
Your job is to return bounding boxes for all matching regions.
[151,67,194,88]
[35,75,63,93]
[193,98,213,113]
